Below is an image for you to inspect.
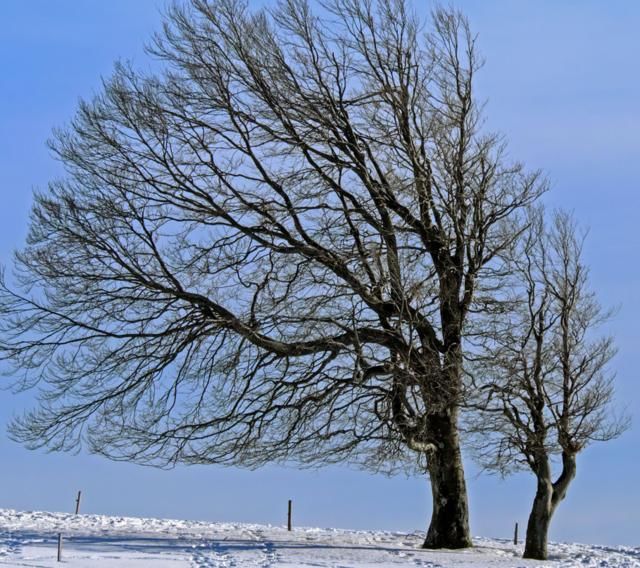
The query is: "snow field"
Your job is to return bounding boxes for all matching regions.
[0,509,638,567]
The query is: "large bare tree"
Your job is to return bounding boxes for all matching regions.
[468,209,627,559]
[0,0,543,548]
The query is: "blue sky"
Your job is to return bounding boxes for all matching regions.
[0,0,638,546]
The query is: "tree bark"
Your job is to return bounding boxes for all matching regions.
[523,480,553,560]
[523,453,576,560]
[422,410,472,549]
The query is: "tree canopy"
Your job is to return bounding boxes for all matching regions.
[1,0,548,549]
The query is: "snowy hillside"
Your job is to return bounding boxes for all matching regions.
[0,509,638,567]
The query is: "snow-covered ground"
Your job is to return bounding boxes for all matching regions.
[0,509,638,567]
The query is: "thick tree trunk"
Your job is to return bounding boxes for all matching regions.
[422,410,472,549]
[523,480,553,560]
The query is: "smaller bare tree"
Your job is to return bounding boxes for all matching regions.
[468,209,628,560]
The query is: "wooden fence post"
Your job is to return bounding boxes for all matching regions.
[513,522,518,545]
[75,490,82,515]
[287,499,292,531]
[57,533,63,562]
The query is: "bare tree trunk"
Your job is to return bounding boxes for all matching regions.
[422,410,472,549]
[523,480,553,560]
[523,453,576,560]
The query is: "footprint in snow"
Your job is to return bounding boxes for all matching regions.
[191,541,237,568]
[260,540,278,568]
[242,528,278,567]
[390,547,443,568]
[0,531,22,558]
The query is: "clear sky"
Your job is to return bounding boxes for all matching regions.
[0,0,638,547]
